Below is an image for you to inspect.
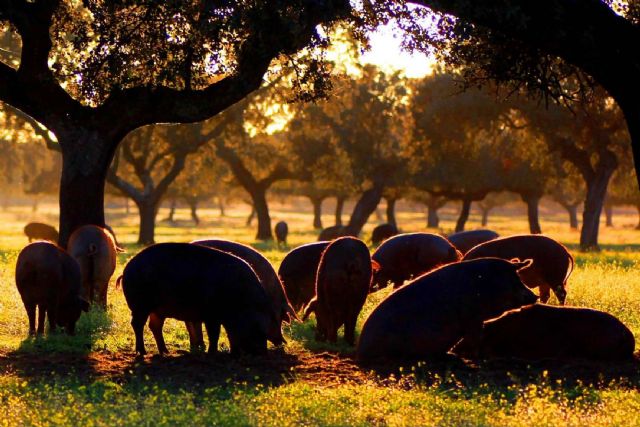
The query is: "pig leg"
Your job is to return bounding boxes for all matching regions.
[148,313,168,354]
[344,312,358,346]
[36,304,46,336]
[204,321,221,355]
[185,321,205,351]
[25,303,36,336]
[96,281,108,309]
[131,311,148,355]
[47,303,58,334]
[538,285,551,304]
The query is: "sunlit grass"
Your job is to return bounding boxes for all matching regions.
[1,199,640,426]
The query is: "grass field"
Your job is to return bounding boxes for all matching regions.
[2,198,640,426]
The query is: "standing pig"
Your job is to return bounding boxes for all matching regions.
[104,224,126,253]
[274,221,288,247]
[24,222,59,243]
[121,243,282,355]
[453,304,635,361]
[303,237,374,345]
[189,239,296,349]
[16,242,89,335]
[278,241,330,312]
[371,233,461,290]
[356,258,538,362]
[371,223,398,247]
[463,235,573,304]
[67,225,117,308]
[447,229,499,254]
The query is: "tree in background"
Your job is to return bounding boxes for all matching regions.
[107,124,205,245]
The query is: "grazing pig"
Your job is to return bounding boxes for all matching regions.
[318,225,354,241]
[463,235,573,304]
[16,242,89,335]
[121,243,282,355]
[453,304,635,361]
[189,239,296,349]
[447,229,499,254]
[371,223,398,246]
[303,237,374,345]
[278,241,330,312]
[274,221,288,247]
[356,258,538,362]
[371,233,461,290]
[24,222,59,243]
[67,225,117,308]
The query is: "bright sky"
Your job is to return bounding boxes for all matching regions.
[360,25,435,78]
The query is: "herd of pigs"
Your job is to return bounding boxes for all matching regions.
[14,221,636,364]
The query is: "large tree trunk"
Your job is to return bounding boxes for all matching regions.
[636,204,640,230]
[604,202,613,227]
[246,206,255,226]
[427,204,440,228]
[455,199,472,232]
[124,197,130,214]
[580,151,617,251]
[521,194,542,234]
[347,184,384,235]
[251,190,273,240]
[335,196,345,226]
[386,197,397,228]
[310,197,323,229]
[59,137,113,247]
[137,200,158,245]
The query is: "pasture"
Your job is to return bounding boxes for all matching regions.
[2,200,640,426]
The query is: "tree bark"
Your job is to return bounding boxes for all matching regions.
[335,196,345,226]
[251,190,273,240]
[246,206,255,226]
[310,197,324,229]
[604,202,613,227]
[59,134,114,247]
[455,199,472,232]
[347,184,384,235]
[124,197,130,214]
[521,194,542,234]
[427,204,440,228]
[137,200,158,245]
[218,196,225,217]
[386,197,397,229]
[480,207,490,227]
[579,151,617,251]
[189,200,200,225]
[561,203,579,230]
[165,198,176,222]
[636,204,640,230]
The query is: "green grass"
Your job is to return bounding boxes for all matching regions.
[2,200,640,426]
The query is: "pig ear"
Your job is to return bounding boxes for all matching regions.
[510,258,533,271]
[371,260,381,273]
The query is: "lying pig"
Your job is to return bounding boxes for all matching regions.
[278,241,330,312]
[371,223,398,247]
[447,229,499,254]
[274,221,288,247]
[371,232,461,290]
[463,235,573,304]
[121,243,282,356]
[16,242,89,335]
[24,222,59,243]
[356,258,538,362]
[67,225,117,308]
[303,237,375,345]
[189,239,296,349]
[453,304,635,361]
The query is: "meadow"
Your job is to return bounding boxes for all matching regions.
[1,198,640,426]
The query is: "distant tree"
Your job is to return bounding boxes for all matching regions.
[107,124,205,244]
[477,192,514,227]
[548,162,585,230]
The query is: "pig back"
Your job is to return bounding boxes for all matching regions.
[122,243,272,321]
[67,225,117,282]
[278,241,330,311]
[448,229,499,254]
